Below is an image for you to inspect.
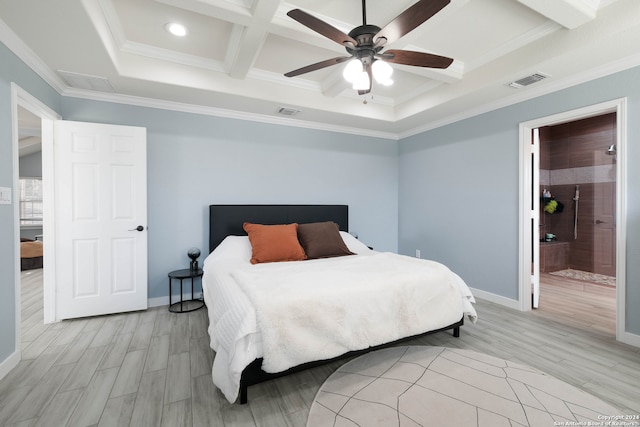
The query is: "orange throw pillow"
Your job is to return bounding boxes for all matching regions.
[243,222,307,264]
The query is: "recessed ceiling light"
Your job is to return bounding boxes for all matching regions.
[165,22,188,37]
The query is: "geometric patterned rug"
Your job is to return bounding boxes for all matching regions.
[307,346,621,426]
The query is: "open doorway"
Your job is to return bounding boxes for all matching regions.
[17,105,46,345]
[11,84,61,360]
[536,113,617,335]
[519,98,628,344]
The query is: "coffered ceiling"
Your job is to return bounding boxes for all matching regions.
[1,0,639,138]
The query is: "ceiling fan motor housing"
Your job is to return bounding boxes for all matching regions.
[346,25,383,64]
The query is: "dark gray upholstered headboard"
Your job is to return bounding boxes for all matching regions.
[208,204,349,253]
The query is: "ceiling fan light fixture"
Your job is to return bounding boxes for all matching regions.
[165,22,188,37]
[343,59,363,83]
[372,60,393,84]
[352,71,370,90]
[285,0,453,95]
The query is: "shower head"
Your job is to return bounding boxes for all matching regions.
[607,144,616,155]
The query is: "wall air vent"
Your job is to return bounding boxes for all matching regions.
[277,107,300,116]
[508,72,549,89]
[57,70,115,93]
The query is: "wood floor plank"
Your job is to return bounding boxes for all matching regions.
[191,374,226,427]
[129,369,166,427]
[189,336,214,378]
[90,316,124,348]
[67,366,119,426]
[128,321,154,352]
[20,344,67,388]
[59,345,108,392]
[97,393,137,427]
[145,334,170,373]
[165,352,192,404]
[34,388,84,427]
[169,314,190,356]
[8,363,75,424]
[0,386,33,425]
[110,349,147,398]
[100,332,134,370]
[162,399,193,427]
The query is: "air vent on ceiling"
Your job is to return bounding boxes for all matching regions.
[277,107,300,116]
[508,72,549,89]
[57,70,115,93]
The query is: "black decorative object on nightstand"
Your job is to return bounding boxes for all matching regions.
[188,247,201,272]
[168,268,204,313]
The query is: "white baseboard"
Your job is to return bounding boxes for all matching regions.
[0,350,20,382]
[619,330,640,348]
[469,287,522,311]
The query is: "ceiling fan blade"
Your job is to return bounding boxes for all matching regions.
[288,9,358,47]
[284,56,352,78]
[358,63,373,95]
[382,50,453,68]
[375,0,450,45]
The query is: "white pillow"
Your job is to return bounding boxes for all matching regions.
[339,231,374,254]
[205,235,252,265]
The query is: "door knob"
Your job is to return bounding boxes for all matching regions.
[595,220,606,224]
[129,225,144,231]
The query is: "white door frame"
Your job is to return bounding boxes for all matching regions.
[11,83,61,348]
[518,98,630,344]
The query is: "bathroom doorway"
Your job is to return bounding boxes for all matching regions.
[536,113,617,335]
[518,98,627,343]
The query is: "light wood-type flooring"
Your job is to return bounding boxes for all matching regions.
[536,272,617,335]
[1,268,637,426]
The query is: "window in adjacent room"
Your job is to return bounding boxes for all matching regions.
[19,177,43,226]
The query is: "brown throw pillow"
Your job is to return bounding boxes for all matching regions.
[297,221,354,259]
[243,222,307,264]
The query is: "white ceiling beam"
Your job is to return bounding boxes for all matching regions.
[320,68,350,97]
[154,0,253,26]
[228,0,280,79]
[516,0,597,29]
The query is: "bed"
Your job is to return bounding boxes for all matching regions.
[202,204,477,404]
[20,238,43,271]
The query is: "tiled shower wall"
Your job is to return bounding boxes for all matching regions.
[539,113,616,276]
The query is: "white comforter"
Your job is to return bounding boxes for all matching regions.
[202,233,477,403]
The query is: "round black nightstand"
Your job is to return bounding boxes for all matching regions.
[168,268,205,313]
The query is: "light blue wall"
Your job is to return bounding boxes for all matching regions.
[19,151,42,177]
[398,65,640,335]
[0,42,61,365]
[60,98,399,299]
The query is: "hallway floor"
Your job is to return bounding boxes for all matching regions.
[536,272,616,335]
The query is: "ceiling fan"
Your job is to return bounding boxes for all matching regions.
[284,0,454,95]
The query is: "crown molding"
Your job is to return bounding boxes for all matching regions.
[398,51,640,139]
[61,87,399,140]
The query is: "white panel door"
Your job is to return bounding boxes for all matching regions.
[54,120,147,320]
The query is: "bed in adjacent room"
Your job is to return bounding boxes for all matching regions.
[20,238,43,271]
[202,204,477,403]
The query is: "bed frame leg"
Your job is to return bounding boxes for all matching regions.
[453,326,460,337]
